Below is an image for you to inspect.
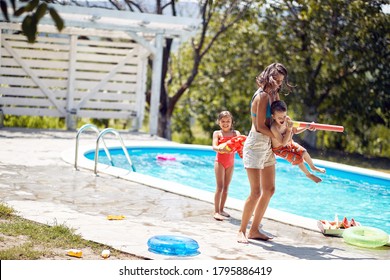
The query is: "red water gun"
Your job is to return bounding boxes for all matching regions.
[219,135,247,158]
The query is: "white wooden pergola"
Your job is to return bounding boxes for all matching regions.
[0,4,199,134]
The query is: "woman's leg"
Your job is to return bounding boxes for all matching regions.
[237,168,261,243]
[247,164,275,240]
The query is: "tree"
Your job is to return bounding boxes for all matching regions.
[181,0,389,157]
[149,0,257,139]
[0,0,64,42]
[259,0,389,153]
[173,10,265,140]
[42,0,257,139]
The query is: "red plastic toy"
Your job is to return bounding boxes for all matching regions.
[292,121,344,133]
[219,135,247,158]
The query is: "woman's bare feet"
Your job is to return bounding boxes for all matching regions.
[306,173,322,183]
[220,211,230,218]
[213,213,225,221]
[247,230,273,241]
[237,231,248,244]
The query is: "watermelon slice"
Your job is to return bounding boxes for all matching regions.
[342,217,350,228]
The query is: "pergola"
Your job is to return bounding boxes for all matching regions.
[1,4,200,135]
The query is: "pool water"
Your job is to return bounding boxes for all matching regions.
[86,147,390,234]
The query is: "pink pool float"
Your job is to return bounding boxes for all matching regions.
[156,154,176,161]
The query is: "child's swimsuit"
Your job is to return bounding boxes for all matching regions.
[272,141,306,165]
[215,133,236,169]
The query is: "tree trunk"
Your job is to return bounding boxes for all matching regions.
[158,111,172,140]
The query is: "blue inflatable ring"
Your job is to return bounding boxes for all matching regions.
[147,235,200,256]
[342,226,389,248]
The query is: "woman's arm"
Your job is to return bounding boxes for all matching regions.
[281,127,293,146]
[270,125,283,147]
[255,92,275,138]
[272,124,292,147]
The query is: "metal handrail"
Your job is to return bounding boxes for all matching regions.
[75,124,113,170]
[94,128,136,175]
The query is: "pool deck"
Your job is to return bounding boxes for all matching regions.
[0,127,389,261]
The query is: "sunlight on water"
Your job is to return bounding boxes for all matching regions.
[86,147,390,234]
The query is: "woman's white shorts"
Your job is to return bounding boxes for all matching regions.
[243,131,276,169]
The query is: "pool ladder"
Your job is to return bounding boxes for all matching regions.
[75,124,136,175]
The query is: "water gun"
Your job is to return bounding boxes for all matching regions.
[292,121,344,133]
[218,135,247,158]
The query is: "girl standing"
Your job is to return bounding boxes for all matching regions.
[212,111,241,221]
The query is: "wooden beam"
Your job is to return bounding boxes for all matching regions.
[149,33,164,136]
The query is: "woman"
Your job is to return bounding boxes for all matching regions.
[237,62,293,243]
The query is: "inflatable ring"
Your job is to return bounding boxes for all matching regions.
[147,235,200,256]
[342,226,389,248]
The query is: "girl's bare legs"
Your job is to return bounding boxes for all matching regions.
[302,151,325,173]
[214,162,233,220]
[247,164,275,240]
[237,168,262,243]
[220,166,234,217]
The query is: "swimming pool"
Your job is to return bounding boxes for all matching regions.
[83,145,390,234]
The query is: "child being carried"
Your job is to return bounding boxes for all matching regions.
[270,100,325,183]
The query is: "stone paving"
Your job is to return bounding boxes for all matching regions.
[0,127,389,260]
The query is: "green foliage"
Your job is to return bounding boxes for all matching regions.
[3,115,66,129]
[258,0,389,152]
[2,115,134,131]
[171,98,195,144]
[171,0,390,158]
[347,124,390,157]
[1,0,64,43]
[0,243,43,260]
[171,10,267,139]
[0,203,15,218]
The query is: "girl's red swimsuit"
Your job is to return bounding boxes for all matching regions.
[215,135,235,169]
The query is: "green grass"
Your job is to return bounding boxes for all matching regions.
[0,203,14,217]
[2,115,134,131]
[0,203,141,260]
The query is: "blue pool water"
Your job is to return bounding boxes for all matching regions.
[85,146,390,234]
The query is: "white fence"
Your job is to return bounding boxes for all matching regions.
[0,23,148,130]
